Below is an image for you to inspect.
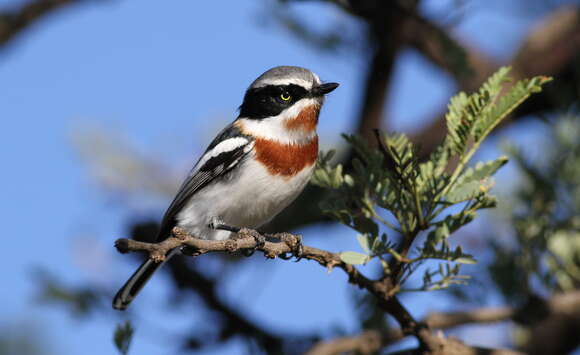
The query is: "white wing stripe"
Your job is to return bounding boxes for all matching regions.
[192,137,249,175]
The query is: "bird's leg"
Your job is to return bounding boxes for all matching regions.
[271,232,303,261]
[208,216,240,233]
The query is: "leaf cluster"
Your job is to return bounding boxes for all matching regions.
[312,67,551,292]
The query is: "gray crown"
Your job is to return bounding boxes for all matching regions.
[250,66,320,89]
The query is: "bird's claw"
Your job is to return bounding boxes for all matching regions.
[238,228,266,257]
[277,233,303,261]
[253,233,266,249]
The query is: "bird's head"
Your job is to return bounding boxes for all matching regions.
[237,66,339,144]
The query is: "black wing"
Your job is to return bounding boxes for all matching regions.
[156,124,252,240]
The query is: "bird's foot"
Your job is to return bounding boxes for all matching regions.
[274,232,303,261]
[236,228,266,257]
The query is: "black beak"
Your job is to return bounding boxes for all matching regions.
[312,82,339,96]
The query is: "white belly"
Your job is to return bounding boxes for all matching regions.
[176,157,314,240]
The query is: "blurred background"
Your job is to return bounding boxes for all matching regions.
[1,0,579,354]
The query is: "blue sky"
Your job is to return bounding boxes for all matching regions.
[0,1,549,354]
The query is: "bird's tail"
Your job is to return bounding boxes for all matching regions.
[112,249,178,310]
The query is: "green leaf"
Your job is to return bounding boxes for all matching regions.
[311,167,330,187]
[455,256,478,264]
[443,65,511,155]
[114,321,134,355]
[477,195,498,209]
[458,156,509,184]
[435,223,450,242]
[330,164,344,188]
[442,67,550,161]
[340,251,370,265]
[444,92,479,154]
[371,235,386,253]
[445,211,476,234]
[425,223,450,247]
[386,133,413,158]
[473,74,552,141]
[447,156,508,202]
[318,149,336,164]
[446,181,482,203]
[357,234,371,253]
[344,174,355,187]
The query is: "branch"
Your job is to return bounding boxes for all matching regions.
[399,6,494,92]
[403,4,580,91]
[387,345,524,355]
[115,227,397,304]
[0,0,82,47]
[306,306,515,355]
[116,227,458,350]
[306,291,580,355]
[354,22,400,144]
[304,330,382,355]
[524,291,580,355]
[117,227,506,353]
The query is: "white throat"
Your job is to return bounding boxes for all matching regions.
[236,98,320,144]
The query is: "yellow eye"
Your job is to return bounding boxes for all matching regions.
[280,92,291,101]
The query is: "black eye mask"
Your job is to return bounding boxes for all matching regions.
[239,84,309,119]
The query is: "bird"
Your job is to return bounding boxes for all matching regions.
[112,66,339,310]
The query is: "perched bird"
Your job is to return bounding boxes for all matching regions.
[112,66,338,310]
